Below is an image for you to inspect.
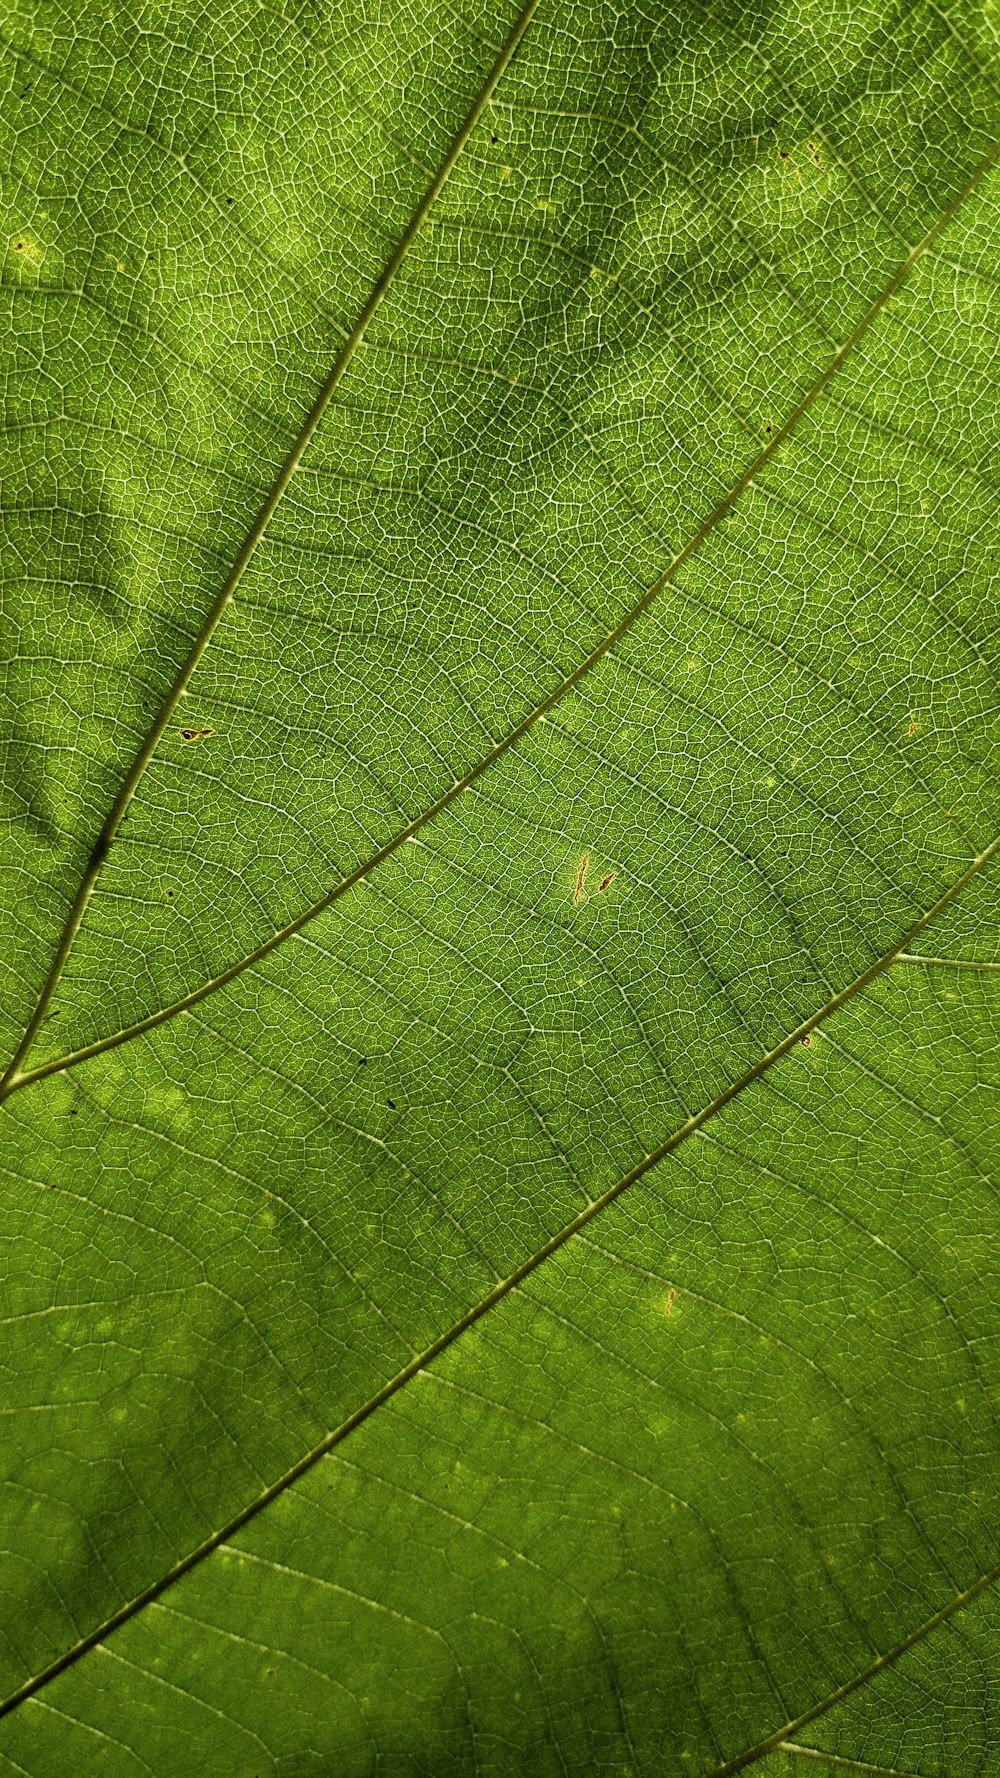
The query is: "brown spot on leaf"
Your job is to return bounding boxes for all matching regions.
[179,726,214,742]
[573,852,590,906]
[597,872,617,894]
[801,1033,812,1047]
[664,1289,678,1316]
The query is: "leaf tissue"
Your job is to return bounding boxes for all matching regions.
[1,0,999,1771]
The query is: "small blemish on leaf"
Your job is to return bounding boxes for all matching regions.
[801,1033,812,1047]
[664,1289,678,1316]
[179,726,214,742]
[387,1098,396,1110]
[597,872,616,894]
[573,852,590,905]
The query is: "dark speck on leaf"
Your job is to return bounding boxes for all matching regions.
[387,1099,396,1109]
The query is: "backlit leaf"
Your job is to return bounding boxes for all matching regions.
[2,0,999,1771]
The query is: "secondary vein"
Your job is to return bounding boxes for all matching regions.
[0,0,543,1094]
[2,827,998,1717]
[6,125,1000,1099]
[703,1556,1000,1777]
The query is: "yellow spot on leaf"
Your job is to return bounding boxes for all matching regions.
[11,235,44,264]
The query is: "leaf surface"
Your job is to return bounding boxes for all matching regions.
[1,0,999,1771]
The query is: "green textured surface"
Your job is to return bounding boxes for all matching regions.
[1,0,999,1770]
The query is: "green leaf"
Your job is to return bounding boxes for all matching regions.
[2,0,999,1770]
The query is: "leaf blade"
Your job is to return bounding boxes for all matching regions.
[3,0,1000,1769]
